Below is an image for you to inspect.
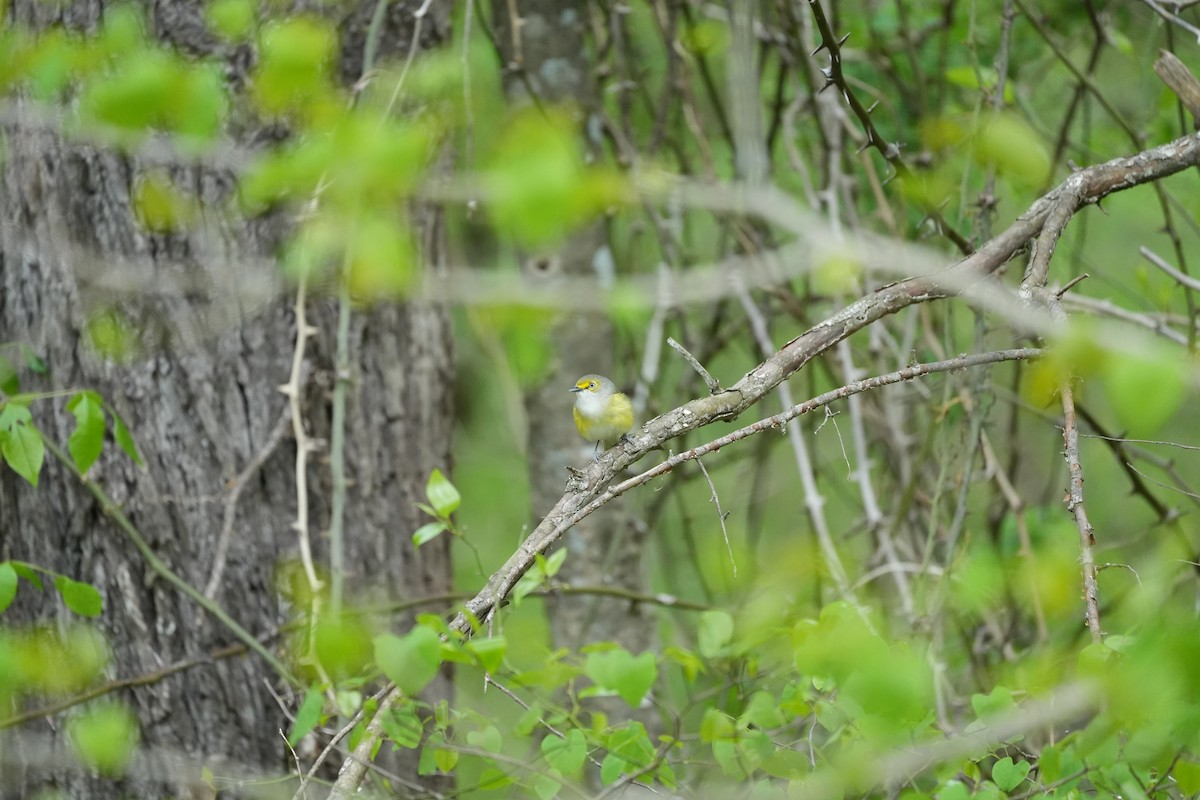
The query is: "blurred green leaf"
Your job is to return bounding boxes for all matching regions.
[69,702,140,775]
[0,356,18,395]
[314,614,373,679]
[85,309,139,362]
[205,0,255,41]
[697,609,734,659]
[466,725,502,753]
[971,685,1015,721]
[22,346,47,374]
[109,408,143,466]
[0,562,17,613]
[542,729,587,774]
[739,690,785,730]
[346,216,416,301]
[466,635,506,673]
[584,648,656,707]
[974,113,1051,187]
[382,702,424,748]
[533,772,561,800]
[288,687,324,746]
[484,110,627,246]
[67,390,106,474]
[375,626,441,696]
[425,468,461,517]
[663,645,704,682]
[412,522,446,548]
[252,16,336,118]
[991,757,1030,792]
[601,753,626,785]
[1175,760,1200,795]
[433,747,457,773]
[1102,344,1185,436]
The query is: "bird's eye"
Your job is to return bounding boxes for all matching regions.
[589,381,596,389]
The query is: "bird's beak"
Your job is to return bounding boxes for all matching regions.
[569,386,582,393]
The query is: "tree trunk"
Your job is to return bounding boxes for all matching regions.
[0,1,453,796]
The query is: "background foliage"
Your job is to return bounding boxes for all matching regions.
[4,0,1200,798]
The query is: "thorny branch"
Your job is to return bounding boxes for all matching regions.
[328,127,1200,796]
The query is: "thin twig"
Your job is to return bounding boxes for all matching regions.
[667,336,721,394]
[294,685,392,800]
[695,458,736,577]
[205,409,292,599]
[1059,373,1103,642]
[282,272,321,594]
[1141,245,1200,292]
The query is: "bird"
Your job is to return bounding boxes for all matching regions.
[570,374,633,455]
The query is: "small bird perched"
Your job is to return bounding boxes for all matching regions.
[570,374,633,455]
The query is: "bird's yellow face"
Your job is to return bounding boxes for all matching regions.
[570,374,633,448]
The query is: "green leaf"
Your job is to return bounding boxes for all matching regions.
[0,561,18,613]
[0,355,18,395]
[466,725,502,753]
[466,635,506,673]
[664,645,705,681]
[606,722,655,767]
[374,626,441,695]
[971,685,1015,720]
[110,410,143,466]
[433,747,458,773]
[412,522,446,548]
[1102,346,1186,436]
[425,468,460,518]
[542,547,567,577]
[21,346,47,374]
[67,390,107,474]
[288,687,324,745]
[600,754,626,785]
[991,757,1031,792]
[700,708,736,743]
[382,703,424,748]
[68,702,140,775]
[584,648,657,708]
[1175,760,1200,795]
[205,0,255,41]
[739,690,785,730]
[542,729,587,774]
[252,15,336,117]
[11,562,43,589]
[533,771,562,800]
[697,610,734,658]
[1,409,44,486]
[937,780,970,800]
[54,576,103,617]
[314,615,373,678]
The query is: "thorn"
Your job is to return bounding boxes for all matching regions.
[811,42,827,56]
[838,32,851,46]
[867,100,880,113]
[856,141,871,155]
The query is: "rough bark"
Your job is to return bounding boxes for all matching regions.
[0,1,453,796]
